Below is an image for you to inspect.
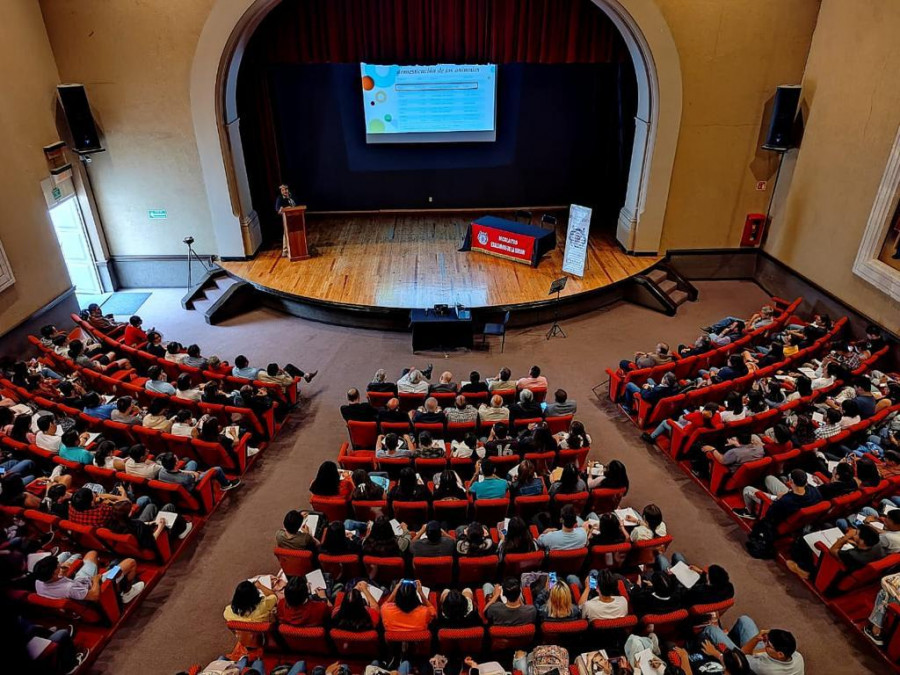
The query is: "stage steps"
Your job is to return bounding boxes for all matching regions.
[181,266,230,310]
[625,263,698,316]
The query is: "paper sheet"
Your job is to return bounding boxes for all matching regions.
[157,511,178,527]
[26,637,52,660]
[390,519,404,536]
[302,514,319,535]
[670,561,701,589]
[803,527,851,555]
[615,508,642,526]
[635,647,661,675]
[306,568,327,593]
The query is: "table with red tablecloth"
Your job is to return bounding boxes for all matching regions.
[459,216,556,267]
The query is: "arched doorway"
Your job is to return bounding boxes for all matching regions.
[191,0,681,257]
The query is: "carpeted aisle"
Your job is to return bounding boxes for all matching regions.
[88,281,881,674]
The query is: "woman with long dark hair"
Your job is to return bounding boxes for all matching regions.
[223,579,277,622]
[309,460,352,497]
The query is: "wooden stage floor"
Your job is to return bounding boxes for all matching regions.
[222,214,662,310]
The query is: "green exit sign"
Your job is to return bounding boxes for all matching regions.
[148,209,168,219]
[51,186,62,200]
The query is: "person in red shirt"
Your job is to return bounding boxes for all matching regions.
[122,315,150,347]
[309,461,353,498]
[381,579,436,632]
[762,424,794,456]
[643,402,721,443]
[277,576,331,626]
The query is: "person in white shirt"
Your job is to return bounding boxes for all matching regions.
[699,617,804,675]
[123,444,161,479]
[165,342,188,364]
[35,415,63,453]
[174,374,203,402]
[170,410,199,438]
[478,395,510,423]
[579,570,629,621]
[397,367,430,394]
[488,367,514,392]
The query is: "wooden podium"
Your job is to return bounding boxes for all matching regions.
[282,205,311,261]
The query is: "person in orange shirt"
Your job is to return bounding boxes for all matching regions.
[381,580,435,632]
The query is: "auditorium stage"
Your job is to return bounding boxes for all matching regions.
[221,213,662,328]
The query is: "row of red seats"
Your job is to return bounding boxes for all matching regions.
[606,296,803,402]
[629,316,850,428]
[366,386,547,412]
[70,313,301,407]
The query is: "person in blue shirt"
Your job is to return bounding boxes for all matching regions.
[82,392,117,420]
[144,366,176,396]
[231,355,261,380]
[468,458,509,500]
[59,429,95,465]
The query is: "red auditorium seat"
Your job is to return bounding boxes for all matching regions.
[347,421,378,449]
[391,500,430,528]
[309,494,350,521]
[544,415,574,434]
[457,555,500,585]
[412,556,455,587]
[363,555,406,584]
[546,548,589,576]
[274,548,315,578]
[589,488,627,514]
[501,551,546,577]
[588,543,632,572]
[276,625,330,655]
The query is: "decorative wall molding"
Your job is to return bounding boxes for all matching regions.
[0,239,16,293]
[852,123,900,303]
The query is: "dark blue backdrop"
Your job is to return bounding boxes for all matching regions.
[269,62,634,218]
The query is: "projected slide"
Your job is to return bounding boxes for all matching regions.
[360,63,497,143]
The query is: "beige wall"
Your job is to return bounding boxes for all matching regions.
[657,0,820,250]
[765,0,900,331]
[0,1,72,334]
[39,0,217,257]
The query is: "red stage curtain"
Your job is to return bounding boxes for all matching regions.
[238,0,632,238]
[253,0,627,65]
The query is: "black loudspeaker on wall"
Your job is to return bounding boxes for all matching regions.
[57,84,104,155]
[763,84,801,152]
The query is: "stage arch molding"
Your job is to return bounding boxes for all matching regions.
[190,0,682,257]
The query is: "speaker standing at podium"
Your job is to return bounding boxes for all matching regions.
[275,184,296,257]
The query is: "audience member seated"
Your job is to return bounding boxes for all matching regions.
[381,580,438,630]
[59,429,95,465]
[455,521,496,557]
[409,397,446,424]
[537,505,589,550]
[86,303,126,335]
[478,395,510,424]
[157,451,240,492]
[497,516,539,556]
[460,371,490,395]
[33,550,144,605]
[410,520,456,557]
[549,463,586,497]
[388,467,431,502]
[68,485,190,542]
[412,431,444,459]
[278,576,331,627]
[124,443,161,479]
[644,402,721,444]
[276,509,318,551]
[445,395,478,424]
[332,584,380,631]
[375,432,414,459]
[362,515,410,555]
[587,512,628,546]
[630,504,667,542]
[488,367,513,391]
[579,569,628,620]
[165,342,187,364]
[321,521,361,556]
[368,369,398,395]
[181,344,208,370]
[509,459,544,497]
[516,365,548,391]
[545,388,577,417]
[738,469,822,522]
[691,430,764,479]
[483,577,537,626]
[699,615,804,674]
[341,388,378,422]
[627,342,675,370]
[143,331,166,358]
[509,389,543,423]
[310,461,353,498]
[432,469,467,501]
[92,441,125,471]
[378,398,409,423]
[398,366,432,394]
[223,578,278,623]
[438,588,481,627]
[629,571,683,616]
[533,579,580,620]
[429,371,457,393]
[141,399,173,432]
[170,409,198,437]
[656,553,735,604]
[34,414,63,453]
[621,372,679,415]
[351,469,386,502]
[145,366,176,396]
[468,459,509,500]
[483,423,518,457]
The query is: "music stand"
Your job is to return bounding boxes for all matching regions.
[546,277,568,340]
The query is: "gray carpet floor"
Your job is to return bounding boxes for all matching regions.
[88,280,881,674]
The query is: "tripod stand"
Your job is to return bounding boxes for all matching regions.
[183,236,211,291]
[546,277,568,340]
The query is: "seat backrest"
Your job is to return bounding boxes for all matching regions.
[363,555,406,584]
[589,488,627,514]
[412,556,455,587]
[546,547,588,576]
[367,390,394,407]
[348,421,378,449]
[391,500,430,529]
[589,543,631,571]
[551,491,589,516]
[501,550,545,577]
[277,625,330,655]
[352,499,388,521]
[398,392,427,411]
[310,494,350,522]
[544,415,574,435]
[473,498,510,524]
[458,555,499,584]
[274,547,315,578]
[318,554,363,583]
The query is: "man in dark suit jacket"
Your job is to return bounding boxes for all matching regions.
[409,397,446,425]
[340,388,378,422]
[378,398,410,424]
[508,389,543,423]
